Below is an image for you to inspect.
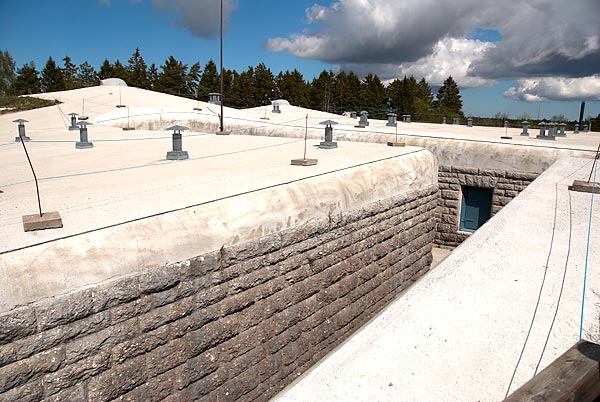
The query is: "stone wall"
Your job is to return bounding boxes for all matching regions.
[435,165,538,248]
[0,184,437,402]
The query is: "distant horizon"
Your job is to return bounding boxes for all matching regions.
[1,0,599,121]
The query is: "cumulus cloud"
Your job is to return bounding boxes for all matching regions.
[337,38,496,87]
[396,38,496,87]
[151,0,236,38]
[266,0,600,85]
[504,75,600,102]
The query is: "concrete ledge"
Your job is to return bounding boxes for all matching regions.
[0,148,437,312]
[22,211,63,232]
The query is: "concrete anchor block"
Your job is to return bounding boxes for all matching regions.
[22,211,63,232]
[166,150,189,160]
[571,180,600,194]
[290,158,318,166]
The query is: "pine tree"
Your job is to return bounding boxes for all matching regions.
[230,68,254,107]
[361,73,386,112]
[252,63,275,106]
[186,61,201,99]
[197,59,219,101]
[434,75,463,116]
[415,78,433,112]
[310,70,334,111]
[77,61,98,87]
[127,48,148,89]
[98,59,113,81]
[333,71,361,112]
[41,57,65,92]
[111,60,129,83]
[0,49,16,96]
[275,69,309,107]
[155,56,188,96]
[221,68,235,105]
[11,62,40,95]
[62,55,79,89]
[147,64,158,89]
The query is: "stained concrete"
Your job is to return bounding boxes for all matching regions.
[0,114,436,311]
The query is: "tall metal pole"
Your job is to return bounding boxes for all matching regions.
[219,0,224,132]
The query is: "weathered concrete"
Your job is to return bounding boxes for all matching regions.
[0,177,438,402]
[0,138,436,312]
[272,157,600,402]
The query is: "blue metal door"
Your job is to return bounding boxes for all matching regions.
[460,186,493,232]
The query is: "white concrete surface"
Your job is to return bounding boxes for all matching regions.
[25,86,600,173]
[272,157,600,402]
[0,89,438,312]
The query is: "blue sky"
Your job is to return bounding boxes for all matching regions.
[1,0,599,120]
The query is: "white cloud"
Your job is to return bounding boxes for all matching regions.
[267,0,600,83]
[335,38,497,87]
[395,38,497,87]
[504,76,600,102]
[151,0,236,38]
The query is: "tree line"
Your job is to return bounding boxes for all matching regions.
[0,48,464,117]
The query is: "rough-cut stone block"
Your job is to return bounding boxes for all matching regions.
[506,171,538,181]
[109,297,152,324]
[118,369,175,402]
[36,290,95,331]
[139,265,182,295]
[185,367,227,398]
[92,276,140,313]
[65,319,137,365]
[22,211,63,232]
[0,379,44,402]
[0,307,37,345]
[452,166,479,175]
[14,311,110,361]
[0,344,16,367]
[111,324,170,365]
[86,355,147,401]
[43,352,110,396]
[0,347,64,393]
[146,337,189,378]
[0,185,440,402]
[186,350,220,384]
[42,384,86,402]
[138,297,193,333]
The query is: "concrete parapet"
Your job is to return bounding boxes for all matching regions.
[0,161,438,401]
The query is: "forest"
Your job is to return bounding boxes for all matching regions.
[0,48,464,121]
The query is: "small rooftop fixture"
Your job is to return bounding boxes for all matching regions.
[165,125,190,160]
[13,118,30,142]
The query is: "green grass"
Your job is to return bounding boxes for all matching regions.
[0,96,61,114]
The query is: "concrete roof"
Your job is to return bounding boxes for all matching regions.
[0,87,438,312]
[2,87,599,397]
[273,157,600,401]
[19,86,597,175]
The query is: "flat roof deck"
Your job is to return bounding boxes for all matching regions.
[273,156,600,402]
[0,126,425,253]
[25,86,599,154]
